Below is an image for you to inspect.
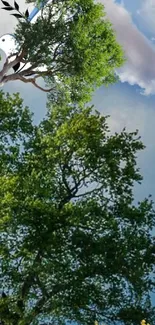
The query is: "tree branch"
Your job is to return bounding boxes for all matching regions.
[52,42,63,61]
[20,251,41,300]
[31,78,54,92]
[0,48,27,82]
[19,75,54,92]
[74,184,103,198]
[1,73,55,92]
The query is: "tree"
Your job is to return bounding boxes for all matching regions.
[0,90,155,325]
[0,0,124,96]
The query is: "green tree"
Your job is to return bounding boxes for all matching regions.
[0,0,124,96]
[0,90,155,325]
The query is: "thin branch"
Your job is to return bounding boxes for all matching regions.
[52,42,63,61]
[31,79,54,92]
[17,75,54,92]
[74,185,104,198]
[1,71,55,92]
[7,52,19,59]
[60,164,73,195]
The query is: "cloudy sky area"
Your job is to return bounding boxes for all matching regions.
[0,0,155,203]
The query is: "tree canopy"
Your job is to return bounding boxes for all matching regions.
[0,91,155,325]
[0,0,124,95]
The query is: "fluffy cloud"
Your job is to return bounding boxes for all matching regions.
[137,0,155,34]
[98,0,155,95]
[92,83,155,201]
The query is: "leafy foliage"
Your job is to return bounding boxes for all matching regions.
[0,91,155,325]
[13,0,125,97]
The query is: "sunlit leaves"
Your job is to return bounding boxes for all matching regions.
[13,0,124,96]
[0,93,155,325]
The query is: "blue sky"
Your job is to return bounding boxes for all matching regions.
[0,0,155,204]
[97,0,155,203]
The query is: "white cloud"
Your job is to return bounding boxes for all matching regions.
[98,0,155,95]
[93,85,147,136]
[92,83,155,201]
[137,0,155,34]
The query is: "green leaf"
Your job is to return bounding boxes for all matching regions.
[12,0,125,95]
[0,91,154,325]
